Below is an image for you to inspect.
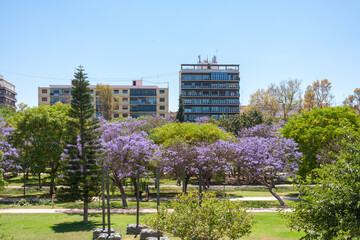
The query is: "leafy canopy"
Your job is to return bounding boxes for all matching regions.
[284,141,360,239]
[149,122,232,147]
[145,191,253,240]
[281,106,360,178]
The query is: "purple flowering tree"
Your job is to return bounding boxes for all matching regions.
[232,124,302,206]
[100,119,160,207]
[0,118,19,171]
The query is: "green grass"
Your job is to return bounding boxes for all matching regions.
[0,212,304,240]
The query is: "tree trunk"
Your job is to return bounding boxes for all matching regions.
[84,201,88,224]
[268,185,286,207]
[116,179,128,208]
[50,174,55,196]
[184,175,190,192]
[38,173,42,189]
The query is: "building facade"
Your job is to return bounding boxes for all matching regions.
[179,57,240,121]
[38,80,169,119]
[0,75,17,109]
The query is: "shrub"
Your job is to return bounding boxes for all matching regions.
[145,191,253,240]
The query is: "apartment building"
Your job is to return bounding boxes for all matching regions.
[38,80,169,119]
[0,74,17,109]
[179,56,240,121]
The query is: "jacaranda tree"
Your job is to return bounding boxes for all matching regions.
[58,66,103,224]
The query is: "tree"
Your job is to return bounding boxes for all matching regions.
[145,191,253,240]
[343,88,360,113]
[0,118,19,172]
[248,86,279,118]
[304,79,334,110]
[57,66,102,224]
[101,123,159,207]
[0,104,16,120]
[218,110,264,135]
[151,123,233,190]
[281,106,360,178]
[274,79,302,120]
[95,84,115,120]
[176,96,185,122]
[9,104,70,194]
[285,141,360,239]
[231,134,301,206]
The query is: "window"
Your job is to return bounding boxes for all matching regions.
[42,97,47,102]
[122,105,128,110]
[130,89,156,96]
[159,106,165,110]
[114,105,119,110]
[89,90,94,94]
[122,90,128,94]
[114,90,119,94]
[122,113,128,117]
[160,114,165,117]
[159,90,165,94]
[122,98,128,102]
[114,114,119,118]
[133,81,136,86]
[42,89,47,94]
[160,98,165,102]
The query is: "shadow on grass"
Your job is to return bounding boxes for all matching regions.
[51,220,100,233]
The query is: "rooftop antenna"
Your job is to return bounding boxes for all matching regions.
[198,55,201,63]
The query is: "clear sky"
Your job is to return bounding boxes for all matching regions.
[1,0,359,111]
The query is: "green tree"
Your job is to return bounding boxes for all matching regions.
[0,104,16,120]
[281,106,360,178]
[150,122,232,147]
[57,66,102,224]
[176,96,185,122]
[284,141,360,239]
[145,191,253,240]
[9,104,70,195]
[219,110,264,135]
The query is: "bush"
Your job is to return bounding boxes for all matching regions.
[145,191,253,240]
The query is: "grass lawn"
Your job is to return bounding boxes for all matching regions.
[0,212,304,240]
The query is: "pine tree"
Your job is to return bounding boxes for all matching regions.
[176,96,185,123]
[58,66,102,224]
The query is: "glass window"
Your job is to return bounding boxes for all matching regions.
[159,90,165,94]
[42,89,47,94]
[123,98,128,102]
[160,114,165,117]
[122,90,128,94]
[160,98,165,102]
[42,97,47,102]
[122,113,128,117]
[114,114,119,118]
[89,90,94,94]
[122,105,128,110]
[159,106,165,110]
[114,90,119,94]
[130,89,156,96]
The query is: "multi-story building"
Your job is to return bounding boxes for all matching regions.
[0,74,17,109]
[38,80,169,119]
[179,56,240,121]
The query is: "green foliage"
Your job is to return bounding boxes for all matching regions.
[284,141,360,239]
[0,167,7,191]
[281,106,360,178]
[219,110,264,135]
[9,104,70,194]
[0,104,16,120]
[149,122,232,146]
[145,191,253,240]
[176,96,185,123]
[57,66,102,223]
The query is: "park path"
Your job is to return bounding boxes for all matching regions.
[0,207,292,214]
[0,196,299,203]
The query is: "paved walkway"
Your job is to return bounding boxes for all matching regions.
[0,196,299,203]
[0,207,292,214]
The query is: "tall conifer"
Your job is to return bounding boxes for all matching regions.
[176,96,185,122]
[58,66,102,224]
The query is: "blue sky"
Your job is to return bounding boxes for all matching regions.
[1,0,359,111]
